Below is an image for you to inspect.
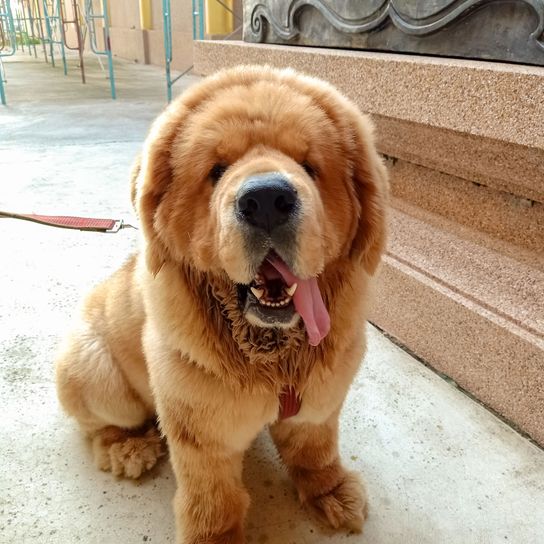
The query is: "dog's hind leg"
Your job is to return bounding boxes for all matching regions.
[55,327,164,479]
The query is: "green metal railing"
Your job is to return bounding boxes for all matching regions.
[2,0,241,105]
[83,0,115,99]
[2,0,115,102]
[13,0,38,58]
[42,0,67,74]
[162,0,203,103]
[62,0,86,83]
[194,0,204,41]
[0,0,16,105]
[22,0,49,63]
[162,0,241,103]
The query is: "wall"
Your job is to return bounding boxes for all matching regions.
[106,0,197,70]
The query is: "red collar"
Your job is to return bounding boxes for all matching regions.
[279,386,301,419]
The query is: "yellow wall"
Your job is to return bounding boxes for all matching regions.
[205,0,234,35]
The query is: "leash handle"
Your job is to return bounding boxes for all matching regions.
[0,211,137,233]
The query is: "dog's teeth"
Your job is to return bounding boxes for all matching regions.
[250,287,264,299]
[285,283,297,297]
[257,295,293,308]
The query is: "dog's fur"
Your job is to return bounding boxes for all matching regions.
[56,66,388,544]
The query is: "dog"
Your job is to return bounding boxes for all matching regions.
[55,65,388,544]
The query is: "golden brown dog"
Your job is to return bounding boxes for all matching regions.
[56,65,388,544]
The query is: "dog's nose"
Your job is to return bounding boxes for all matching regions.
[236,173,298,232]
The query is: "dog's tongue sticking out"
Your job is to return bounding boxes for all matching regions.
[267,255,330,346]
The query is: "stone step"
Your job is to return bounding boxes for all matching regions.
[373,202,544,444]
[387,158,544,255]
[193,40,544,445]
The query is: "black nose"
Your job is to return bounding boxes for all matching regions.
[236,173,298,233]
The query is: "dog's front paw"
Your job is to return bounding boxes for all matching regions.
[294,466,368,532]
[310,471,367,531]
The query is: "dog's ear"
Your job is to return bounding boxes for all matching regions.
[347,112,389,275]
[136,105,189,275]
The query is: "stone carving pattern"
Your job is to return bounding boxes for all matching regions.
[249,0,544,50]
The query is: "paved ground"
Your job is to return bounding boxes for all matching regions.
[1,52,543,544]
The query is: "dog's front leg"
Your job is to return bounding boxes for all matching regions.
[162,409,249,544]
[270,410,368,532]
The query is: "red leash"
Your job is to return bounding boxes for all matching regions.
[0,210,137,233]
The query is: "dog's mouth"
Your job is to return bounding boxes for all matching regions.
[239,252,330,346]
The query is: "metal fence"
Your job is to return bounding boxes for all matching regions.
[0,0,115,104]
[163,0,242,102]
[0,0,240,105]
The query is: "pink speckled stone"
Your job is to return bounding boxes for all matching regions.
[194,41,544,149]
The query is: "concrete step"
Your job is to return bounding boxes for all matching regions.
[373,202,544,444]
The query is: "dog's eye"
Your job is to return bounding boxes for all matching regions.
[209,163,228,184]
[301,161,317,179]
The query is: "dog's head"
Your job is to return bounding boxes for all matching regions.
[136,66,387,346]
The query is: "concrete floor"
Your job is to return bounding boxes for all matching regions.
[1,53,543,544]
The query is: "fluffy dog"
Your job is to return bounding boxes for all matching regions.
[56,65,388,544]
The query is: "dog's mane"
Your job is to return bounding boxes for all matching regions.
[176,260,352,395]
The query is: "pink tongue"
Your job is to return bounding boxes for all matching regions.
[267,256,330,346]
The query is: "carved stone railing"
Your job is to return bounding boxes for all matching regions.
[244,0,544,65]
